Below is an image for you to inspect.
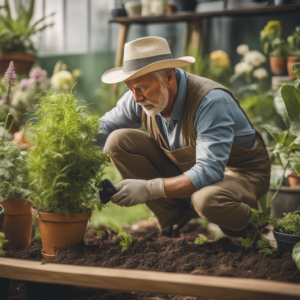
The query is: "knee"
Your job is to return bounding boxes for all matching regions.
[191,187,219,220]
[103,129,130,154]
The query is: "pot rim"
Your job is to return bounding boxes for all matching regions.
[273,229,300,239]
[32,208,92,222]
[269,185,300,192]
[0,51,36,59]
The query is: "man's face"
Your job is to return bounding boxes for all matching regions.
[125,73,169,116]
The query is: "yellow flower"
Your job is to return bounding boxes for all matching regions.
[210,50,230,67]
[261,20,282,38]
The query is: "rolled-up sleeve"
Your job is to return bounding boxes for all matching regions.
[96,91,142,148]
[184,97,234,190]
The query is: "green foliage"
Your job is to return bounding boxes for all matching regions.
[0,114,30,200]
[0,232,8,255]
[97,230,103,237]
[257,239,270,249]
[26,89,111,214]
[287,27,300,56]
[292,242,300,270]
[194,237,208,245]
[117,228,132,251]
[0,0,54,54]
[34,227,40,239]
[260,20,287,57]
[258,248,277,256]
[276,213,300,236]
[240,238,253,250]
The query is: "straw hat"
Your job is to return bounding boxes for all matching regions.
[101,36,195,84]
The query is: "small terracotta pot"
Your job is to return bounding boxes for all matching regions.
[0,199,33,250]
[287,56,300,79]
[0,52,35,74]
[269,56,287,75]
[288,172,300,187]
[33,208,91,258]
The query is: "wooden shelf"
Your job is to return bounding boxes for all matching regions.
[109,4,300,24]
[1,257,300,299]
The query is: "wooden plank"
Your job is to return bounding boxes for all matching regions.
[109,4,300,25]
[1,257,300,300]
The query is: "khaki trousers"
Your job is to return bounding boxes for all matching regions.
[104,129,264,233]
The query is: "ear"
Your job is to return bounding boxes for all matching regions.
[164,69,175,87]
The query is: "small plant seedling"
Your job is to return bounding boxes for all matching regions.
[97,230,103,237]
[0,232,8,255]
[194,237,208,244]
[241,238,253,250]
[118,228,132,251]
[258,248,277,256]
[34,228,41,239]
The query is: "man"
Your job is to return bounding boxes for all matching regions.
[98,36,270,237]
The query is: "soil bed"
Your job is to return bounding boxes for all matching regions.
[5,221,300,300]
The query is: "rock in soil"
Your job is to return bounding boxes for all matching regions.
[5,221,300,300]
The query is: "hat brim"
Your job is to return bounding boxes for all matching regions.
[101,56,195,84]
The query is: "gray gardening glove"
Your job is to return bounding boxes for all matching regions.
[111,178,166,207]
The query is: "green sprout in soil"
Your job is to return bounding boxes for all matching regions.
[26,89,111,215]
[0,113,31,200]
[97,230,103,237]
[118,228,132,251]
[0,232,8,256]
[194,237,208,244]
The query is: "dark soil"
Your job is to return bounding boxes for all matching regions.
[5,221,300,300]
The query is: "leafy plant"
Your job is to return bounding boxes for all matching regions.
[0,232,8,255]
[241,238,253,250]
[287,26,300,56]
[97,230,103,237]
[0,114,30,200]
[292,242,300,270]
[260,20,287,57]
[194,237,208,244]
[0,0,54,54]
[117,228,132,251]
[258,248,277,256]
[275,213,300,236]
[26,89,111,215]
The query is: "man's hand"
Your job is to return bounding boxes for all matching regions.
[111,178,166,207]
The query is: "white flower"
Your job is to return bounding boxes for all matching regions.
[244,50,266,67]
[234,62,253,74]
[253,68,269,79]
[51,71,75,91]
[237,44,249,55]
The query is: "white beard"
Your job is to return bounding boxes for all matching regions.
[138,86,169,116]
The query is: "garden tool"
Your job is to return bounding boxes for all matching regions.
[98,179,117,204]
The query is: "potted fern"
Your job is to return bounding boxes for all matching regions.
[27,89,110,260]
[0,0,54,74]
[261,62,300,253]
[0,114,32,250]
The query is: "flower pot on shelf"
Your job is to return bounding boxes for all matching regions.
[287,172,300,187]
[124,2,142,16]
[273,230,300,254]
[0,199,33,250]
[268,186,300,219]
[269,56,287,75]
[175,0,197,11]
[0,52,35,75]
[111,6,127,18]
[287,56,300,79]
[33,208,92,260]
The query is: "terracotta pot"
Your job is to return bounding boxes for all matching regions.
[269,56,287,75]
[0,199,33,250]
[287,172,300,187]
[287,56,300,79]
[33,209,91,258]
[0,52,35,74]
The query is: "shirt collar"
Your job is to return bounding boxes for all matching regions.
[158,68,188,122]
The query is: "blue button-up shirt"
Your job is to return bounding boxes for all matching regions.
[97,68,255,190]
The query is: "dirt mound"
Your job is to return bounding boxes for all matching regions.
[5,222,300,299]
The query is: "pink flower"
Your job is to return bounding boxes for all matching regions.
[19,78,34,90]
[4,61,17,87]
[29,66,48,83]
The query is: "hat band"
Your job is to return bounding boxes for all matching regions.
[123,53,172,73]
